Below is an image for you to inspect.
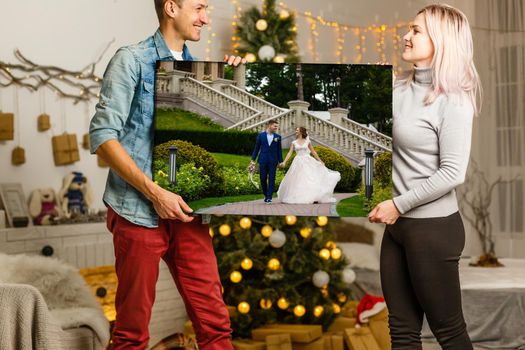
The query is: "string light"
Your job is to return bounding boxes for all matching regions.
[205,5,215,60]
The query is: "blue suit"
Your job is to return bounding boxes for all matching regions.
[252,132,283,200]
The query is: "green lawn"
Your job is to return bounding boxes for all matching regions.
[189,194,263,212]
[336,194,369,217]
[155,108,223,131]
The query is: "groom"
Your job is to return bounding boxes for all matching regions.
[250,120,283,203]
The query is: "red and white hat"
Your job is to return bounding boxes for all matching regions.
[356,293,387,324]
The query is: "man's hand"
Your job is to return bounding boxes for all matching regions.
[368,199,400,225]
[224,55,247,66]
[279,162,286,168]
[150,186,194,223]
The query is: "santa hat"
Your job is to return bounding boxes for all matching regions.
[356,293,387,324]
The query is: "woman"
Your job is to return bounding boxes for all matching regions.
[277,127,341,204]
[368,4,481,349]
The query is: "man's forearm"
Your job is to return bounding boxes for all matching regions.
[96,139,160,202]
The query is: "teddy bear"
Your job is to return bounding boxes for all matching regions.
[58,172,93,218]
[28,188,62,225]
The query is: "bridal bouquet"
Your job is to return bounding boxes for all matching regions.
[247,162,259,189]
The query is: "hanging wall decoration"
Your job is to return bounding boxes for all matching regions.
[37,89,50,131]
[0,112,14,140]
[51,100,79,166]
[11,146,25,165]
[11,87,26,166]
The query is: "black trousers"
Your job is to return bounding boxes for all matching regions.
[380,211,473,350]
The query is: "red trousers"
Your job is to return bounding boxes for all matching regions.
[106,207,234,350]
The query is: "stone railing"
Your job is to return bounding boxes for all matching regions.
[340,118,392,150]
[237,109,297,133]
[220,84,285,118]
[180,77,261,123]
[156,74,172,94]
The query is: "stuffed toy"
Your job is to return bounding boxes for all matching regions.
[28,188,62,225]
[58,172,93,218]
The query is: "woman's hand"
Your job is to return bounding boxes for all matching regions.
[368,199,400,225]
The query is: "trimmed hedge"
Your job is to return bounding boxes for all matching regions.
[374,151,392,188]
[155,129,259,155]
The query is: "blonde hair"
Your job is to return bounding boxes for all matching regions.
[403,4,482,115]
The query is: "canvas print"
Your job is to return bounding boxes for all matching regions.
[153,61,392,217]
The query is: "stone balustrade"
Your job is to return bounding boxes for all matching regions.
[221,85,285,118]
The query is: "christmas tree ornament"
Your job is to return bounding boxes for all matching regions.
[256,19,268,31]
[277,297,289,309]
[240,217,252,229]
[325,241,336,249]
[279,9,290,20]
[267,258,281,270]
[261,224,273,237]
[269,229,286,248]
[245,53,257,63]
[316,216,329,226]
[241,257,253,270]
[342,267,356,284]
[258,45,276,61]
[299,227,312,238]
[294,305,306,317]
[333,303,341,314]
[230,271,243,283]
[312,270,330,288]
[260,298,272,309]
[319,248,331,260]
[321,287,329,297]
[219,224,231,236]
[331,247,342,260]
[285,215,297,225]
[313,305,324,317]
[272,55,285,63]
[238,301,250,314]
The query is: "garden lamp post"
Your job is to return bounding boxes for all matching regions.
[169,146,177,185]
[364,149,374,201]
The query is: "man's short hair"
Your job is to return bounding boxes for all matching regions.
[267,119,279,126]
[154,0,184,22]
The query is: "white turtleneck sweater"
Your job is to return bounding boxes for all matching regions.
[392,67,474,218]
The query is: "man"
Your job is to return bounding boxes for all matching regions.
[89,0,244,349]
[250,120,284,203]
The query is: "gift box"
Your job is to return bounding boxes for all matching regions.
[292,337,324,350]
[37,113,51,131]
[82,133,90,150]
[252,324,322,344]
[232,339,266,350]
[0,112,14,140]
[267,334,293,350]
[341,300,359,319]
[343,326,381,350]
[328,316,356,332]
[322,333,344,350]
[52,133,80,165]
[368,309,390,350]
[11,146,25,165]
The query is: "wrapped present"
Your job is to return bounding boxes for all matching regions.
[322,333,344,350]
[0,112,14,140]
[343,326,381,350]
[341,300,359,319]
[150,333,198,350]
[37,113,51,131]
[52,133,80,165]
[328,316,356,332]
[266,334,293,350]
[292,337,324,350]
[11,146,25,165]
[368,309,390,350]
[252,324,322,344]
[82,133,90,150]
[232,339,266,350]
[184,320,194,335]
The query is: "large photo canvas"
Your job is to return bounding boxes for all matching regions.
[153,61,392,217]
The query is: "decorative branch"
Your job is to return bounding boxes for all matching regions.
[0,40,114,104]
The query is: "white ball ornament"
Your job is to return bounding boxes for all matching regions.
[258,45,276,61]
[342,267,356,284]
[269,229,286,248]
[312,270,330,288]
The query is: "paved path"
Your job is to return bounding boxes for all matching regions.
[196,193,356,216]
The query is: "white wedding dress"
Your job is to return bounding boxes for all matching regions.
[277,139,341,204]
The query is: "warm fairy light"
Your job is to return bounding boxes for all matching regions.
[325,241,336,249]
[285,215,297,225]
[316,216,328,226]
[240,217,252,229]
[300,227,312,238]
[294,305,306,317]
[209,228,214,237]
[241,258,253,270]
[313,305,324,317]
[230,271,242,283]
[260,298,273,309]
[261,224,273,237]
[238,301,250,314]
[319,249,331,260]
[277,297,289,309]
[333,303,341,314]
[331,248,342,260]
[219,224,231,236]
[268,258,281,270]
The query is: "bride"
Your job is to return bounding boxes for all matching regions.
[277,127,341,204]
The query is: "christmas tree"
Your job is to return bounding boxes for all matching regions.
[234,0,300,63]
[210,215,356,338]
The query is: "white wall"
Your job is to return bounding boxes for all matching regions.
[4,0,514,260]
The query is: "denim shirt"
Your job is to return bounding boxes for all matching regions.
[89,28,194,228]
